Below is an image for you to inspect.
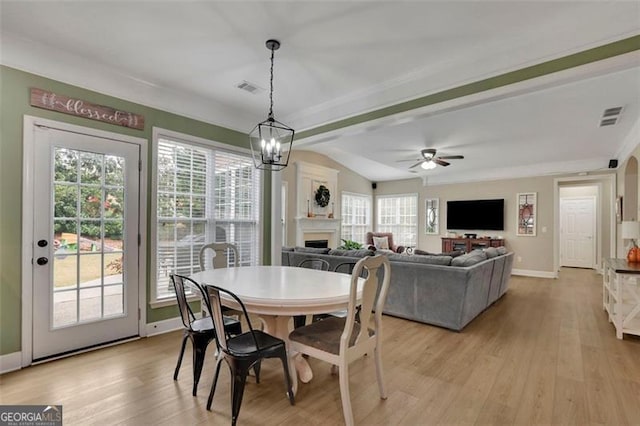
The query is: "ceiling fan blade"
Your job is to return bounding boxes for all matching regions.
[408,161,423,169]
[438,155,464,160]
[396,158,421,162]
[434,159,450,167]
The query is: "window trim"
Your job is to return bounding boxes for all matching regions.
[341,191,372,244]
[150,127,263,307]
[375,192,419,247]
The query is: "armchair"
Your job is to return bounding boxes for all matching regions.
[365,232,405,254]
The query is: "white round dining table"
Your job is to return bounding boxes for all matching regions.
[190,265,362,394]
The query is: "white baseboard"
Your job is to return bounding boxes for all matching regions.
[511,269,558,279]
[146,314,201,337]
[0,351,23,375]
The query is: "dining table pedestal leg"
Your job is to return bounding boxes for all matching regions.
[259,314,313,395]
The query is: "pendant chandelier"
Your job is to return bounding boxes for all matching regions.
[249,39,294,171]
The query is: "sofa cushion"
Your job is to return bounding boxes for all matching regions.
[451,250,488,266]
[282,246,294,252]
[483,247,499,258]
[387,253,453,265]
[293,246,331,254]
[414,249,464,258]
[328,249,374,257]
[372,236,390,250]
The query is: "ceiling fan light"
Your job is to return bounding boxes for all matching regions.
[421,160,437,170]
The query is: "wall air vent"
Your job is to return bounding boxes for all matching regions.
[236,80,264,94]
[600,118,618,127]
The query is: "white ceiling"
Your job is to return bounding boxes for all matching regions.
[2,1,640,183]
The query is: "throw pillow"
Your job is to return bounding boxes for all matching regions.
[372,236,390,250]
[484,247,499,258]
[497,246,507,255]
[451,250,488,267]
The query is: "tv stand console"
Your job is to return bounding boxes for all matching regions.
[442,237,504,253]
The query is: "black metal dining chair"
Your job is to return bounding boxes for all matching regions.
[204,283,295,425]
[170,274,242,396]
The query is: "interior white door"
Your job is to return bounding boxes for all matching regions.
[560,196,596,268]
[32,126,140,360]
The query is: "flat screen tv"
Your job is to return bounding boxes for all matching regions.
[446,199,504,231]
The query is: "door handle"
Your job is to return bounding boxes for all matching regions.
[36,257,48,266]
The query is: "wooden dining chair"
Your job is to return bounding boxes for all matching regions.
[170,274,242,396]
[198,242,239,271]
[294,258,331,328]
[288,254,391,426]
[204,283,295,425]
[313,261,361,322]
[198,242,245,321]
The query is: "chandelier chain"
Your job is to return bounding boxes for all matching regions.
[269,45,275,119]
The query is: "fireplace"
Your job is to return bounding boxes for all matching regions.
[305,239,329,249]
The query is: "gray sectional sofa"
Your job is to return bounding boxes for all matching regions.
[282,246,514,331]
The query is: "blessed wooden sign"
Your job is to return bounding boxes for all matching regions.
[30,88,145,130]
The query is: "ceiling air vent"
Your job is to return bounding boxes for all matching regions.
[603,107,623,117]
[236,80,264,94]
[599,106,622,127]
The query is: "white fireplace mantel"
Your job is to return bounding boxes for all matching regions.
[295,217,341,248]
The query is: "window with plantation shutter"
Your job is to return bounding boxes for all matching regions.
[341,192,371,245]
[376,194,417,247]
[152,130,261,302]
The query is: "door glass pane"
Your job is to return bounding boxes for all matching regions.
[104,284,124,317]
[79,288,102,321]
[105,189,124,218]
[54,184,77,218]
[52,147,126,328]
[80,220,101,253]
[54,290,77,326]
[54,254,77,289]
[54,149,78,182]
[80,187,102,218]
[104,155,124,186]
[80,152,102,184]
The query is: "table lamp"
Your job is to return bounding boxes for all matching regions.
[621,220,640,262]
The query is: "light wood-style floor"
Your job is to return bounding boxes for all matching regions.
[2,268,640,425]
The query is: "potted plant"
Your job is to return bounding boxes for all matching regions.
[338,239,363,250]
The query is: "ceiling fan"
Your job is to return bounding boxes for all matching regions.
[398,148,464,170]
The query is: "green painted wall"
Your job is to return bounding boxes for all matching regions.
[0,65,275,355]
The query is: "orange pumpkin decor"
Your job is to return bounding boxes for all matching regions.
[627,246,640,263]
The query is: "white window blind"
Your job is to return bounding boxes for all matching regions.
[154,137,261,300]
[376,194,417,247]
[341,192,371,245]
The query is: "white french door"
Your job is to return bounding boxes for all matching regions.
[31,125,140,360]
[560,196,596,269]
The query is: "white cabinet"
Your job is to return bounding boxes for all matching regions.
[602,258,640,339]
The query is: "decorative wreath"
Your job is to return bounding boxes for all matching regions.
[315,185,331,207]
